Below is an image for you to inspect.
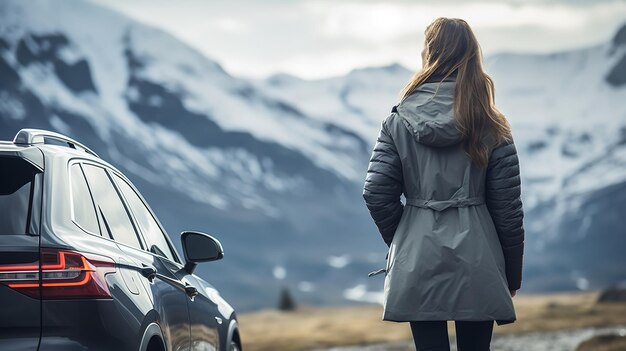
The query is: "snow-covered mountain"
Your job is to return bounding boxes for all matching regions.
[0,0,624,309]
[260,38,626,207]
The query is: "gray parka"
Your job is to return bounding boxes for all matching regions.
[363,78,524,325]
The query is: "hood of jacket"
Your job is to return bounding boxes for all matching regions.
[396,81,461,147]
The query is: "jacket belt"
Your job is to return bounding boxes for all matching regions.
[405,197,484,211]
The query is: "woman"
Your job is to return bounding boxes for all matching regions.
[363,18,524,351]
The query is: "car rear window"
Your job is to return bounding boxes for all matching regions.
[0,157,39,235]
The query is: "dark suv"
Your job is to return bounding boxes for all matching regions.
[0,129,242,351]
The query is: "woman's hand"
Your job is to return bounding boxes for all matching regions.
[510,290,517,297]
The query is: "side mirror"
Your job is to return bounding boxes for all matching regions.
[180,231,224,274]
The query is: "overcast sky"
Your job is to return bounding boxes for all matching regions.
[92,0,626,79]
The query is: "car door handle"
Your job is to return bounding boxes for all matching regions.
[140,265,157,282]
[185,284,198,298]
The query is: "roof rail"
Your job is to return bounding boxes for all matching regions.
[13,129,100,158]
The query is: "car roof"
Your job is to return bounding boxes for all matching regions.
[37,144,130,180]
[1,129,124,178]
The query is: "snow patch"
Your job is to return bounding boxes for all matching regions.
[273,266,286,280]
[343,284,384,304]
[328,255,351,269]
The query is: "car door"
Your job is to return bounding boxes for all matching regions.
[183,274,222,351]
[81,163,191,351]
[0,155,43,351]
[111,174,220,351]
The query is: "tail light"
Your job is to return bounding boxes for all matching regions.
[0,249,116,299]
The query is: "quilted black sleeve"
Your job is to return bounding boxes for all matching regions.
[363,118,404,247]
[486,141,525,291]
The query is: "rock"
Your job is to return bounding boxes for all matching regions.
[277,286,297,311]
[607,22,626,86]
[597,287,626,303]
[613,23,626,47]
[576,334,626,351]
[606,55,626,87]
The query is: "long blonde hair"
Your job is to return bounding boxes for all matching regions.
[401,17,512,167]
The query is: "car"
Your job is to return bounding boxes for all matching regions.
[0,129,242,351]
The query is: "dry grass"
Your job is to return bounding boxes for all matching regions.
[238,291,626,351]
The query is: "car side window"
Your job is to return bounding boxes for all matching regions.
[81,164,142,250]
[113,174,177,262]
[69,163,100,235]
[0,157,37,235]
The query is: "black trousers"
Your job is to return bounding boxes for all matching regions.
[410,320,494,351]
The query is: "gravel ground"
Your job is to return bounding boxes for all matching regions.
[319,325,626,351]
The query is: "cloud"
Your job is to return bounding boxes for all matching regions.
[214,18,249,33]
[93,0,626,79]
[310,1,623,41]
